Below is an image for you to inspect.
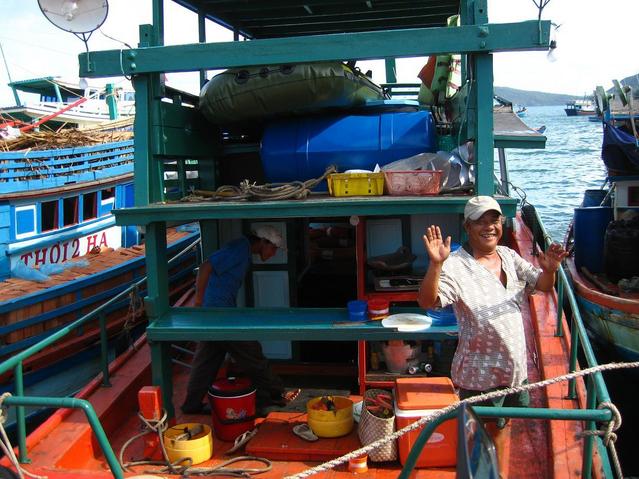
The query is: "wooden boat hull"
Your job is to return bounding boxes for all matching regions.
[567,259,639,361]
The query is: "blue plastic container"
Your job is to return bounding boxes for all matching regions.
[573,206,613,273]
[582,190,608,207]
[261,110,436,186]
[347,300,368,322]
[427,306,457,326]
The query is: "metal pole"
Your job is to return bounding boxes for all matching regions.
[556,279,564,337]
[0,39,20,105]
[14,363,28,463]
[99,313,111,387]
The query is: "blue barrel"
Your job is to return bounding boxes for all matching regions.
[573,206,613,273]
[261,110,436,186]
[582,189,608,207]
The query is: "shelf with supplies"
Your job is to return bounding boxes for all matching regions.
[354,216,459,393]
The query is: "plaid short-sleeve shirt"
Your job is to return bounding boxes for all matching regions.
[438,246,541,391]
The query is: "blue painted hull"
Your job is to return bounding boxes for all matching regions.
[574,292,639,362]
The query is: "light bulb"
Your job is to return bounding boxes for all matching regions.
[61,0,79,21]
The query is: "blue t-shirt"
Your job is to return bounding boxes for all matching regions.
[202,237,251,307]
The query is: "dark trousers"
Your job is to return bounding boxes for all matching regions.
[182,340,284,410]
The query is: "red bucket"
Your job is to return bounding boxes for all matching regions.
[208,377,256,441]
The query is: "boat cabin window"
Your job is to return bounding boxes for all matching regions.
[83,192,97,220]
[14,205,37,239]
[41,200,58,232]
[100,187,115,216]
[63,197,79,227]
[122,92,135,101]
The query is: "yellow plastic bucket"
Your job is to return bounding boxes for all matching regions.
[163,423,213,465]
[307,396,354,438]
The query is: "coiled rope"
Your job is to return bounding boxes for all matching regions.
[180,165,337,202]
[285,361,639,479]
[119,409,272,477]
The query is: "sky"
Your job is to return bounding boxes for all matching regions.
[0,0,637,107]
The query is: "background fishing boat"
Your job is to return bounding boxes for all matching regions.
[566,80,639,361]
[0,77,135,130]
[564,98,596,117]
[0,110,198,433]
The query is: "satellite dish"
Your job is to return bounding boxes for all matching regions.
[38,0,109,35]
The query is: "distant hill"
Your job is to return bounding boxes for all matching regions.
[495,72,639,106]
[494,86,580,106]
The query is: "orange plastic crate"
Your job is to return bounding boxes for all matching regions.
[383,170,442,196]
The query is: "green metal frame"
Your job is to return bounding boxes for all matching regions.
[78,22,550,78]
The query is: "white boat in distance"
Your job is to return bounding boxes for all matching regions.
[0,76,135,129]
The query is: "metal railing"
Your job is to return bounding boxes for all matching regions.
[0,235,200,474]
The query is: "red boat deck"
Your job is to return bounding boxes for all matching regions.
[0,217,604,478]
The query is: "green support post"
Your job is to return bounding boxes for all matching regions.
[105,83,118,120]
[198,10,207,88]
[14,362,29,464]
[568,312,579,399]
[150,340,174,418]
[385,58,396,83]
[556,279,564,337]
[145,220,171,412]
[473,53,494,195]
[132,70,165,206]
[582,378,597,479]
[53,82,62,103]
[151,0,164,47]
[133,75,151,207]
[145,222,170,316]
[99,313,111,387]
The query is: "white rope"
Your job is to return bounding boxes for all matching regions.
[0,393,47,479]
[577,401,623,479]
[285,361,639,479]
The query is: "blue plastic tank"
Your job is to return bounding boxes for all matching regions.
[260,110,436,185]
[581,189,608,207]
[573,206,613,273]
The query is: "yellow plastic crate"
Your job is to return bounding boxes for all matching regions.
[327,173,385,197]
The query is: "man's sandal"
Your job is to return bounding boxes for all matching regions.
[292,423,319,442]
[225,428,258,455]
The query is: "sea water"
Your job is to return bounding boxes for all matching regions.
[503,105,606,242]
[505,106,638,477]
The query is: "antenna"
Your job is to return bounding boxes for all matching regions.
[38,0,108,48]
[38,0,109,74]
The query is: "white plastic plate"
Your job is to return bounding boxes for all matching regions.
[381,313,432,332]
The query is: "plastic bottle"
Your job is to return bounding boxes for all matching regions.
[370,352,379,370]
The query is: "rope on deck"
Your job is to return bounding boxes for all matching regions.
[285,361,639,479]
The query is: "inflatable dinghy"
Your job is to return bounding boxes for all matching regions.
[199,62,386,124]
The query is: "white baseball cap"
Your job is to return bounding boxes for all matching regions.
[464,196,502,221]
[253,225,286,249]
